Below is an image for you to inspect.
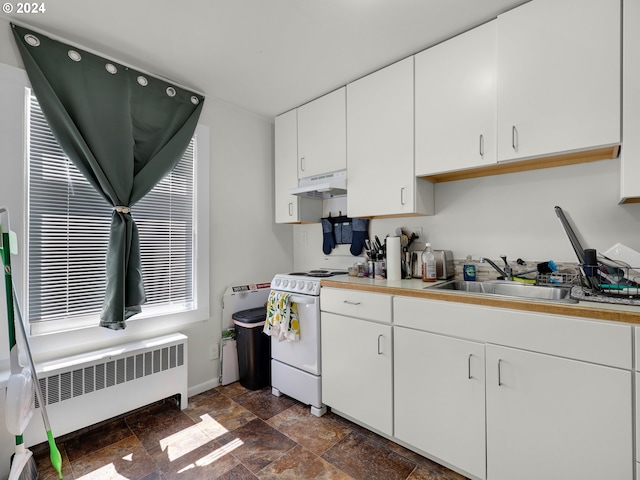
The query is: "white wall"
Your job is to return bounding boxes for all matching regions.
[294,158,640,269]
[0,18,293,478]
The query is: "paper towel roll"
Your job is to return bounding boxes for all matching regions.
[386,236,401,281]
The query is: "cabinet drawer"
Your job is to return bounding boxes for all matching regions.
[394,296,632,369]
[320,287,392,323]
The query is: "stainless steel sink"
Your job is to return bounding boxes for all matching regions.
[427,280,577,303]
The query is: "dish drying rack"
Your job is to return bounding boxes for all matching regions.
[536,272,580,287]
[571,260,640,305]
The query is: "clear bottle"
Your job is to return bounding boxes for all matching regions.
[463,255,477,281]
[422,243,437,282]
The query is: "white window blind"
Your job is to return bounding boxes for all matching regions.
[27,92,195,326]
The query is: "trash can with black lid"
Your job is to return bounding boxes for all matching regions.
[233,306,271,390]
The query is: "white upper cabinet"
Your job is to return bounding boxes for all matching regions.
[297,87,346,178]
[621,0,640,202]
[415,20,497,176]
[497,0,621,163]
[347,57,434,217]
[274,110,321,224]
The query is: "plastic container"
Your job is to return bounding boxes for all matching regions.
[463,255,477,281]
[422,243,437,282]
[233,306,271,390]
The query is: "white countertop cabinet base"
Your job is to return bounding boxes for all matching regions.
[486,344,632,480]
[394,327,486,480]
[320,312,393,436]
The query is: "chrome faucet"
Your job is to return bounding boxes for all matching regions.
[479,255,512,280]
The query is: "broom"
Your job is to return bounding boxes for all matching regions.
[2,209,63,479]
[2,225,38,480]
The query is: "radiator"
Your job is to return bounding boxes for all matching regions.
[23,333,188,446]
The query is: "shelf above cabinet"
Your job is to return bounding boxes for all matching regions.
[421,145,619,184]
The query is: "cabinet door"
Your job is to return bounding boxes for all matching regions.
[395,328,486,479]
[415,20,496,176]
[486,345,632,480]
[497,0,620,162]
[297,87,346,178]
[321,312,392,435]
[274,110,300,223]
[621,0,640,201]
[347,58,417,217]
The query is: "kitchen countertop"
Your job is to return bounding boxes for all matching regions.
[321,276,640,325]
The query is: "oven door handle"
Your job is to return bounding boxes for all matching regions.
[289,295,317,305]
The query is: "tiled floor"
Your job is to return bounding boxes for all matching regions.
[32,383,469,480]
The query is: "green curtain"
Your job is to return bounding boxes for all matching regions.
[12,24,205,330]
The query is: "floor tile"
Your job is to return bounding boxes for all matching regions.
[256,444,353,480]
[232,388,296,421]
[267,404,350,455]
[148,435,240,480]
[33,443,74,480]
[185,388,257,437]
[407,463,469,480]
[27,384,470,480]
[69,435,157,480]
[322,431,416,480]
[217,463,260,479]
[216,418,297,473]
[125,401,197,451]
[216,382,251,398]
[139,471,168,480]
[64,418,134,462]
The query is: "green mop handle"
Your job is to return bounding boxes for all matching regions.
[2,223,25,452]
[1,229,17,352]
[1,219,63,479]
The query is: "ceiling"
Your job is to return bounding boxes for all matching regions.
[6,0,527,119]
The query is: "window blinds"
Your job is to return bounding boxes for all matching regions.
[28,92,195,325]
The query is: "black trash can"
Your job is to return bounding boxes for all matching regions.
[233,306,271,390]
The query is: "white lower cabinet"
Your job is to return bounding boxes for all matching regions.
[321,311,393,436]
[394,327,486,479]
[486,345,632,480]
[392,295,633,480]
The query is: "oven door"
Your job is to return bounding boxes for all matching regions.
[270,293,320,376]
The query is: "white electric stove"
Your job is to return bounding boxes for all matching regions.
[269,270,346,417]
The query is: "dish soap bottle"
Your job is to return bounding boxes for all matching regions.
[422,243,437,282]
[463,255,477,281]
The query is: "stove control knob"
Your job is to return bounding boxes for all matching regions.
[281,279,289,288]
[307,282,315,292]
[295,280,303,290]
[273,279,281,288]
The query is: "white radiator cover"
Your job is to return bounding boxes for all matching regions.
[23,333,188,447]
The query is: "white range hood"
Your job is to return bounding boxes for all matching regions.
[289,170,347,199]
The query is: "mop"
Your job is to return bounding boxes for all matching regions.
[1,208,63,479]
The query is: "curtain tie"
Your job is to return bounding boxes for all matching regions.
[115,206,131,214]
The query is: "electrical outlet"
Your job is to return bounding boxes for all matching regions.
[209,343,219,360]
[411,227,423,238]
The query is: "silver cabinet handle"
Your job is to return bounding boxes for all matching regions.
[497,359,503,386]
[378,334,383,355]
[400,187,406,206]
[288,202,293,216]
[343,300,361,305]
[300,156,305,172]
[511,126,518,150]
[468,354,473,379]
[479,134,484,157]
